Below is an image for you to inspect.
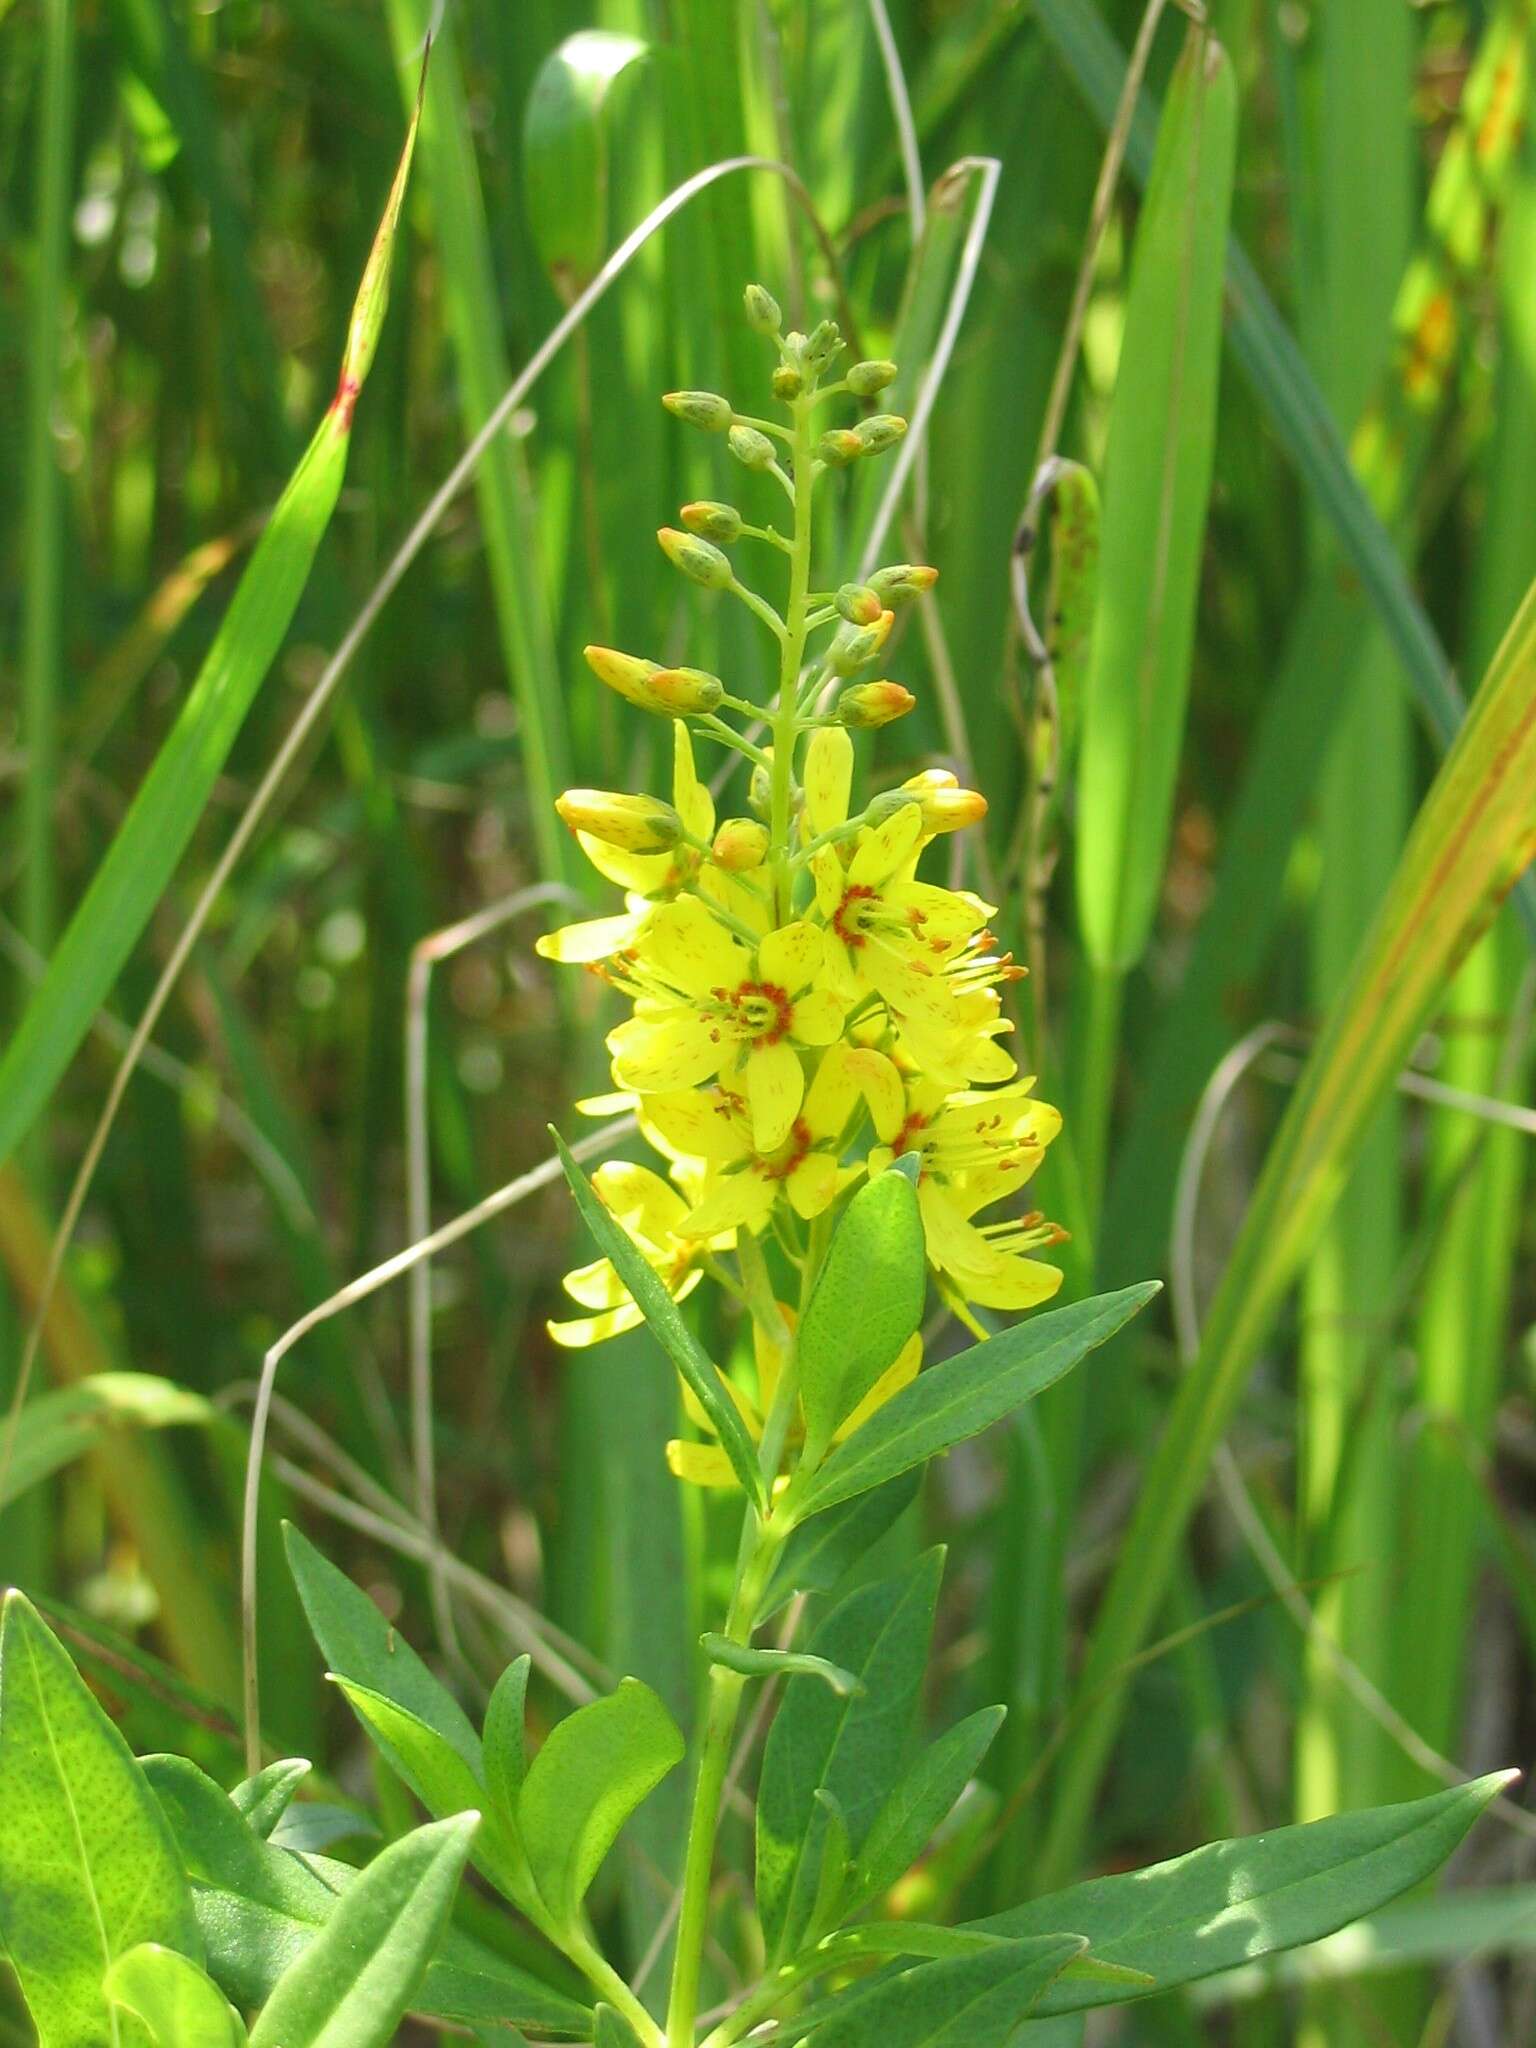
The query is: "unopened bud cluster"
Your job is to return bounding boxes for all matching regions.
[543,281,1064,1375]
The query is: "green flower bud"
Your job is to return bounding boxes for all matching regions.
[869,562,940,606]
[556,789,684,853]
[815,428,863,469]
[662,390,733,431]
[771,364,804,401]
[835,680,916,728]
[727,423,776,471]
[835,582,883,625]
[854,413,908,455]
[744,283,782,334]
[828,608,894,676]
[658,526,733,590]
[847,358,899,397]
[649,666,725,714]
[804,319,844,374]
[680,500,743,544]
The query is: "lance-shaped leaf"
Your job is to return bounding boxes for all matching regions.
[1075,24,1238,972]
[517,1678,685,1931]
[524,30,648,296]
[553,1131,766,1508]
[483,1654,532,1823]
[247,1813,477,2048]
[791,1286,1158,1521]
[105,1946,248,2048]
[0,1592,200,2046]
[758,1472,920,1622]
[802,1936,1087,2048]
[231,1757,310,1838]
[1042,577,1536,1883]
[757,1551,943,1962]
[0,1373,213,1512]
[994,1776,1512,2014]
[846,1706,1007,1913]
[0,76,423,1172]
[798,1167,926,1462]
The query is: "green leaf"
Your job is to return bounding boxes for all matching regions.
[827,1925,1013,1962]
[330,1679,534,1910]
[0,1374,213,1512]
[1043,462,1100,772]
[848,1707,1007,1913]
[805,1791,853,1948]
[0,94,422,1173]
[0,1591,200,2047]
[552,1131,766,1509]
[104,1945,247,2048]
[231,1757,310,1838]
[988,1775,1514,2014]
[593,2005,644,2048]
[798,1170,927,1460]
[523,31,648,296]
[757,1550,944,1963]
[484,1654,531,1822]
[758,1473,919,1622]
[701,1635,863,1696]
[802,1937,1087,2048]
[793,1286,1159,1521]
[247,1813,477,2048]
[518,1678,685,1930]
[142,1754,592,2038]
[1075,24,1238,972]
[283,1524,481,1770]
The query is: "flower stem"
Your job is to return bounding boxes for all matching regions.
[769,397,814,924]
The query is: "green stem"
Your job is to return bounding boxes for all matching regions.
[565,1924,667,2048]
[769,398,815,926]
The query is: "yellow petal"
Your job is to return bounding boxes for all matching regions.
[844,1046,907,1142]
[645,896,748,996]
[836,1331,922,1438]
[592,1158,691,1245]
[666,1440,741,1488]
[759,920,824,992]
[671,721,716,842]
[548,1301,644,1348]
[608,1011,721,1091]
[642,1086,750,1165]
[679,1173,775,1239]
[747,1038,805,1151]
[849,803,922,886]
[535,912,639,964]
[575,830,672,895]
[785,1151,841,1219]
[562,1255,629,1312]
[803,726,854,837]
[791,987,846,1047]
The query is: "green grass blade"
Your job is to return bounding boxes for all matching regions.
[0,95,423,1172]
[1038,572,1536,1888]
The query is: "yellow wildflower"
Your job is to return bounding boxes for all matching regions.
[547,1159,729,1348]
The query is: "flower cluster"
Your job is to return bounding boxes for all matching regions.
[542,286,1064,1465]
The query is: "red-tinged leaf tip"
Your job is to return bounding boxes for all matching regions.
[331,66,426,421]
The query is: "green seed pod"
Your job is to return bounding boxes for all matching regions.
[828,609,894,676]
[648,666,726,714]
[771,364,804,401]
[662,390,732,431]
[835,680,916,728]
[854,413,907,456]
[835,582,883,625]
[657,526,733,590]
[744,283,782,334]
[815,428,862,469]
[869,563,939,607]
[847,358,898,397]
[680,500,743,544]
[727,423,776,471]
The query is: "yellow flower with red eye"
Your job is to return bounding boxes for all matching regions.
[867,1075,1066,1312]
[639,1042,893,1237]
[665,1306,923,1489]
[606,899,846,1151]
[547,1159,732,1348]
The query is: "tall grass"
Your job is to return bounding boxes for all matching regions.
[2,2,1534,2040]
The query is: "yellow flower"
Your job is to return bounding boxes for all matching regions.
[607,901,845,1150]
[640,1042,887,1236]
[665,1308,923,1488]
[547,1160,727,1348]
[867,1076,1065,1311]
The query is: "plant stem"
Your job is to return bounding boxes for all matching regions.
[769,396,815,925]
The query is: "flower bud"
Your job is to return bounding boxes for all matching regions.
[748,751,774,818]
[854,413,908,455]
[828,609,894,676]
[805,319,844,373]
[869,563,939,606]
[847,358,898,396]
[662,390,732,431]
[680,500,743,543]
[744,283,782,334]
[772,364,804,401]
[649,666,725,714]
[815,428,863,468]
[902,768,987,834]
[727,423,776,471]
[658,526,733,590]
[836,680,916,728]
[835,582,884,625]
[584,643,665,711]
[556,789,684,853]
[712,817,770,870]
[863,788,924,827]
